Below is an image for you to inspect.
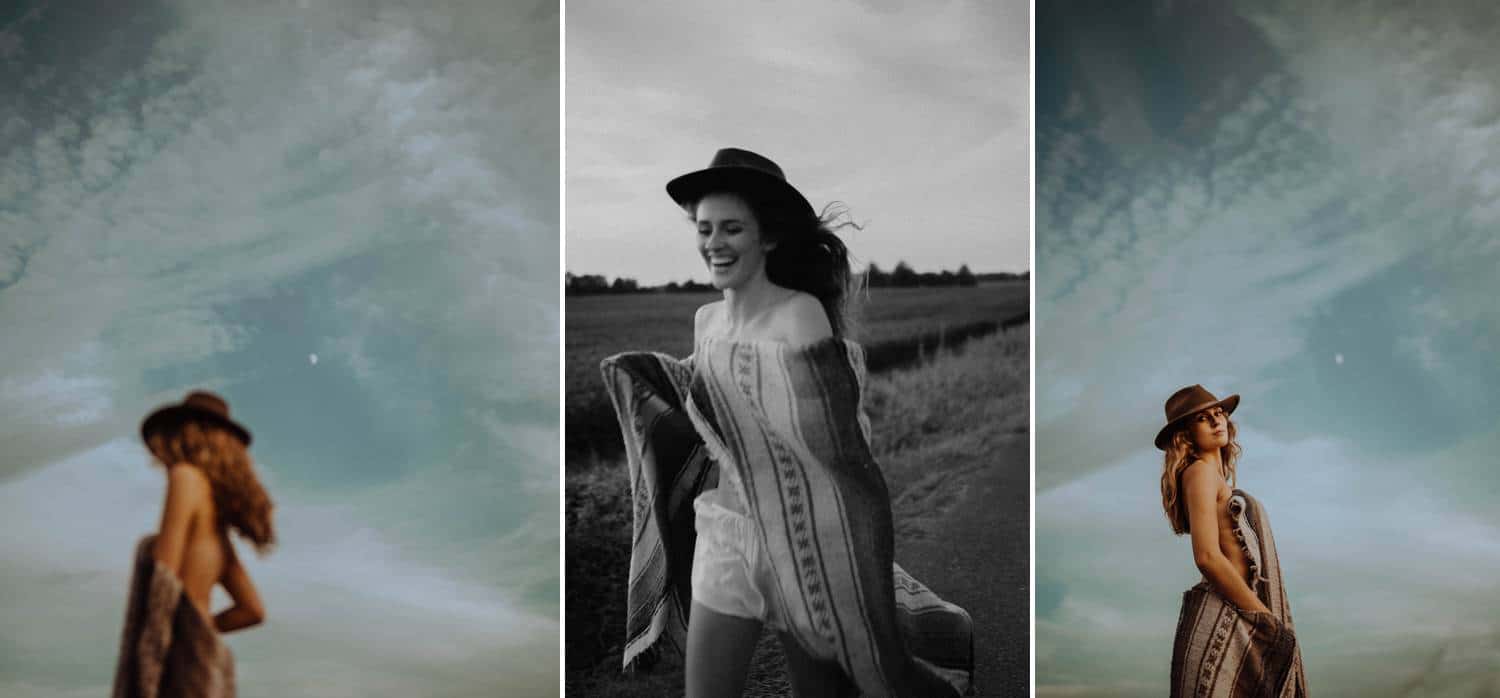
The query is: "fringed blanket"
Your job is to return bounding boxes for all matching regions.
[113,536,235,698]
[1170,490,1307,698]
[602,337,973,697]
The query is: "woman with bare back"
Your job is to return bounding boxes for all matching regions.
[113,391,274,698]
[1158,385,1307,697]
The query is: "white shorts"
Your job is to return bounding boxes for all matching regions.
[690,487,782,629]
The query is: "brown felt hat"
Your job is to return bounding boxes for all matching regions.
[666,147,815,220]
[1154,384,1238,450]
[141,390,252,446]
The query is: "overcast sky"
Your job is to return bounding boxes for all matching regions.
[0,1,558,695]
[1036,1,1500,695]
[565,0,1029,286]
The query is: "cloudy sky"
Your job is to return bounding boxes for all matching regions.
[0,1,557,695]
[565,0,1029,286]
[1036,1,1500,695]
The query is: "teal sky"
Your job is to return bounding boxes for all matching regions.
[0,1,558,695]
[1037,1,1500,695]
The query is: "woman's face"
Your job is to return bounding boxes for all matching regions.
[695,192,774,291]
[1187,405,1230,451]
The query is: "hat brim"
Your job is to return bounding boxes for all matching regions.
[666,167,815,219]
[141,405,252,446]
[1154,394,1238,450]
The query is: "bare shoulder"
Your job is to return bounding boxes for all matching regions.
[166,463,211,496]
[694,300,723,343]
[695,300,723,325]
[777,291,833,345]
[1181,460,1228,498]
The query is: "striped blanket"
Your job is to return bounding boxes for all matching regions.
[1170,490,1307,697]
[601,337,973,696]
[113,536,235,698]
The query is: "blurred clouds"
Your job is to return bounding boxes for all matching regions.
[565,0,1029,285]
[1038,0,1500,694]
[0,0,557,694]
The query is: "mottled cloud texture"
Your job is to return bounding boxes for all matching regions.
[566,0,1029,285]
[1037,1,1500,695]
[0,1,557,695]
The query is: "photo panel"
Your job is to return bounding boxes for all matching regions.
[0,1,559,695]
[564,0,1030,695]
[1036,1,1500,695]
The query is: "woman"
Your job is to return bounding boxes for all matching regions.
[113,391,274,698]
[1157,385,1307,697]
[602,148,972,697]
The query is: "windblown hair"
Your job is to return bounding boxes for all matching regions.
[1160,417,1241,535]
[147,421,276,553]
[693,190,862,337]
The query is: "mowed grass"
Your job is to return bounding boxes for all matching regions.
[565,282,1027,463]
[564,327,1028,696]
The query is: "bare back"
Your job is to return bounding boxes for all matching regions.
[155,465,230,617]
[178,520,229,615]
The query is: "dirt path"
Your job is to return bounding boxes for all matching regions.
[896,435,1030,696]
[737,434,1030,697]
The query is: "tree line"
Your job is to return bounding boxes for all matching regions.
[565,263,1026,296]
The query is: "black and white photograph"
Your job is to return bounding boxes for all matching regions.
[563,0,1031,695]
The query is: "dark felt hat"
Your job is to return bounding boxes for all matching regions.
[666,147,815,219]
[141,390,252,446]
[1154,384,1239,450]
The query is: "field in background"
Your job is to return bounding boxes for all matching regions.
[564,322,1030,696]
[565,282,1028,464]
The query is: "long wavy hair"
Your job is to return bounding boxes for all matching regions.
[693,189,862,337]
[1159,417,1241,535]
[147,421,276,553]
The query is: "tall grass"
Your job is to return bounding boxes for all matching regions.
[565,283,1028,464]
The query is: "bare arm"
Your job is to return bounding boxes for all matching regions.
[214,540,265,633]
[153,464,208,575]
[1183,462,1271,615]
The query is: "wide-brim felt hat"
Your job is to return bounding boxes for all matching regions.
[141,390,252,446]
[666,147,815,220]
[1154,384,1238,450]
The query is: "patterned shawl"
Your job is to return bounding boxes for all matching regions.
[1170,490,1308,697]
[113,536,235,698]
[601,337,973,697]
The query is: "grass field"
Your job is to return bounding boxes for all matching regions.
[565,323,1030,696]
[565,282,1028,464]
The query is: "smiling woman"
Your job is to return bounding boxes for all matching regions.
[568,142,1011,698]
[565,0,1031,694]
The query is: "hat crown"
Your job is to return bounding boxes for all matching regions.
[182,391,232,419]
[706,147,788,182]
[1165,384,1218,421]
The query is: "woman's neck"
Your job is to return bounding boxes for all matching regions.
[721,275,787,332]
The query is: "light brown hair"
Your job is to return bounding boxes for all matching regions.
[148,421,275,553]
[1159,417,1240,535]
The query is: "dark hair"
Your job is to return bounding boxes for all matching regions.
[694,190,862,336]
